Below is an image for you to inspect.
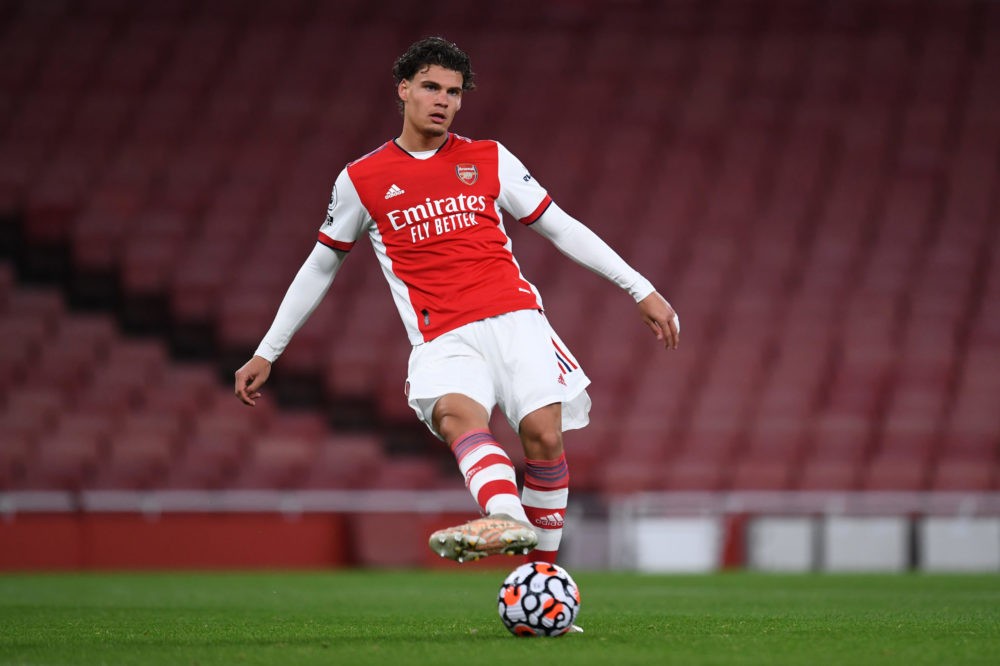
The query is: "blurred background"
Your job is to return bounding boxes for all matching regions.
[1,0,998,572]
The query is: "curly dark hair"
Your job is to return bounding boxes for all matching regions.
[392,36,476,91]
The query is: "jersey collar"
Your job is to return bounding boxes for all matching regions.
[391,133,453,159]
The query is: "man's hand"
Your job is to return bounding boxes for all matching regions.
[638,292,680,350]
[234,355,272,406]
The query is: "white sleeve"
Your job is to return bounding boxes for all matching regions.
[253,243,346,362]
[530,202,656,303]
[495,142,553,224]
[317,168,372,252]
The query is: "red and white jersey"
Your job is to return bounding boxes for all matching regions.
[318,133,552,344]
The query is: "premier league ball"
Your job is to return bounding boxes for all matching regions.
[497,562,580,637]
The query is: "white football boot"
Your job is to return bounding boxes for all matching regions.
[428,513,538,563]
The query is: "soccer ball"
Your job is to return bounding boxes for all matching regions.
[497,562,580,637]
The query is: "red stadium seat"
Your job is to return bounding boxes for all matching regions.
[120,234,184,296]
[3,387,65,425]
[92,433,176,490]
[742,417,808,461]
[142,364,220,420]
[368,457,447,490]
[930,458,996,492]
[5,287,64,325]
[0,409,50,449]
[663,455,726,492]
[50,413,117,445]
[0,434,31,489]
[167,430,246,490]
[0,341,37,399]
[808,414,871,463]
[797,458,861,491]
[26,342,98,398]
[232,435,317,489]
[600,459,669,494]
[51,314,117,355]
[728,457,794,491]
[23,431,104,490]
[303,434,385,490]
[861,455,929,492]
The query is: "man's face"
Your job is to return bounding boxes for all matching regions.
[398,64,464,138]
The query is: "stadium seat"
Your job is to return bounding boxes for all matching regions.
[5,287,64,324]
[27,342,98,398]
[0,338,38,399]
[808,414,872,464]
[930,458,995,492]
[368,457,447,490]
[861,455,929,492]
[169,258,233,323]
[120,232,185,296]
[0,409,50,450]
[50,413,117,446]
[23,431,104,490]
[302,434,386,490]
[742,416,808,462]
[167,429,245,490]
[93,433,176,490]
[0,434,30,490]
[798,458,861,491]
[3,387,65,426]
[117,412,185,444]
[51,314,117,355]
[71,206,131,274]
[600,458,669,494]
[728,458,794,491]
[663,455,726,492]
[232,435,317,489]
[142,364,221,420]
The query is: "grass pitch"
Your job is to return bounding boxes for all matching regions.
[1,571,997,665]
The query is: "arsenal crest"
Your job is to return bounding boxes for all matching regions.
[455,163,478,186]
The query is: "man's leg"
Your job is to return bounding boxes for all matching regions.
[428,393,537,561]
[518,402,569,564]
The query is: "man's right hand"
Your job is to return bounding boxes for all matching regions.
[234,355,272,406]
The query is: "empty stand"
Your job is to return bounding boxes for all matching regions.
[1,0,998,496]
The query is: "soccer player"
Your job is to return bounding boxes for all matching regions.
[234,36,679,566]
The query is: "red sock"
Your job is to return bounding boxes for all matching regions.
[451,429,527,522]
[521,453,569,563]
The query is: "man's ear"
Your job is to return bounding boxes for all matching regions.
[397,79,409,104]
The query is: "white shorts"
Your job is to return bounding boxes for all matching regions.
[405,309,592,439]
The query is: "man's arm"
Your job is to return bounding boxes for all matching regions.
[530,203,680,350]
[234,243,346,405]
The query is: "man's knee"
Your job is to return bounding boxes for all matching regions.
[524,430,563,460]
[519,403,564,460]
[432,393,489,444]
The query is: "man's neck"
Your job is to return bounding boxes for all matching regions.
[396,129,449,154]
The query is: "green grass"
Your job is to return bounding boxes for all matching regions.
[1,571,998,665]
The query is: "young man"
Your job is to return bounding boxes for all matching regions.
[234,37,679,566]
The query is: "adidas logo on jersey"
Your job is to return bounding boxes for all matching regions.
[384,184,405,199]
[533,513,565,528]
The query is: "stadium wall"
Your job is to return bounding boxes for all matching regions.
[1,491,998,572]
[609,492,1000,573]
[0,490,520,571]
